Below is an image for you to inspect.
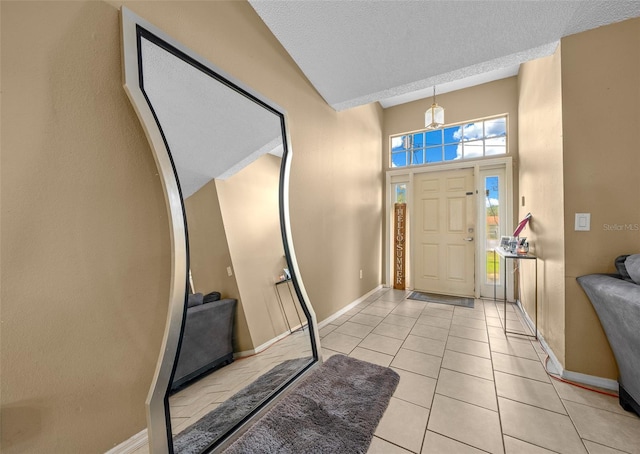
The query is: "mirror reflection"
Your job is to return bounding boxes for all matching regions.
[136,28,315,453]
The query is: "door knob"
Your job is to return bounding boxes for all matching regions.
[464,237,474,242]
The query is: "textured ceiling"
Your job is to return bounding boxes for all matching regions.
[249,0,640,110]
[141,37,283,198]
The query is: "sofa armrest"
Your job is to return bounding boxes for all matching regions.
[577,274,640,400]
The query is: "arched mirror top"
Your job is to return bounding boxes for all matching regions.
[121,7,320,453]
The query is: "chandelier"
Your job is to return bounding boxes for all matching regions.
[425,85,444,129]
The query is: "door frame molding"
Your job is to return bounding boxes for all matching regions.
[385,156,513,299]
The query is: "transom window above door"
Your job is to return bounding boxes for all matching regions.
[390,115,507,168]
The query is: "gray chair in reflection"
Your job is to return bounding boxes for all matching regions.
[171,295,237,391]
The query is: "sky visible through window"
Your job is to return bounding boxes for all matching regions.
[391,116,507,168]
[486,176,499,211]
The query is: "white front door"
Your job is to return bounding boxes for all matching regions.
[413,169,476,296]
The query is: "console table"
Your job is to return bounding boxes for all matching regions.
[493,248,538,339]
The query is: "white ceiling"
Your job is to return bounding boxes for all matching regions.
[248,0,640,110]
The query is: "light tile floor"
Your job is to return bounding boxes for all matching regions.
[320,288,640,454]
[134,287,640,454]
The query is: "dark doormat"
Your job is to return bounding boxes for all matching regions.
[408,291,474,308]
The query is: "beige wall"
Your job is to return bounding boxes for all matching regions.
[287,104,384,322]
[561,18,640,378]
[1,2,170,452]
[517,45,567,366]
[1,1,383,451]
[216,154,291,349]
[183,179,251,352]
[517,18,640,379]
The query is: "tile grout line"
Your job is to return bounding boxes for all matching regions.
[489,298,598,454]
[580,438,634,454]
[559,394,609,454]
[417,298,487,453]
[432,389,499,413]
[558,396,640,420]
[497,395,569,417]
[417,294,446,454]
[486,299,508,454]
[504,434,564,454]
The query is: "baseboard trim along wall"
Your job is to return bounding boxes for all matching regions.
[105,428,148,454]
[317,285,384,329]
[238,284,384,357]
[516,299,619,392]
[235,328,294,358]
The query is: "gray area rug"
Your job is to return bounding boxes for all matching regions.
[223,354,399,454]
[173,356,313,454]
[408,291,474,308]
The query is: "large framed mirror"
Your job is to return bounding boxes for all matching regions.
[120,8,321,453]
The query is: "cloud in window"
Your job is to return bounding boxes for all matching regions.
[486,136,506,155]
[485,197,500,207]
[485,119,506,137]
[391,136,404,150]
[457,141,484,159]
[453,123,483,141]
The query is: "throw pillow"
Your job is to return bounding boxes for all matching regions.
[187,292,204,308]
[625,254,640,285]
[615,254,632,281]
[203,291,221,304]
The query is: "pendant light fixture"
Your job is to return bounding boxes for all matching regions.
[425,85,444,130]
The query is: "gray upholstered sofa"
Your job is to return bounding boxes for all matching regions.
[171,294,237,391]
[577,254,640,416]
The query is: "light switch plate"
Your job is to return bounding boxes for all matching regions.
[575,213,591,231]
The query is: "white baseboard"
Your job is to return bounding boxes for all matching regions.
[235,327,295,358]
[515,300,619,392]
[562,368,619,391]
[318,285,384,329]
[238,285,385,356]
[236,285,385,356]
[105,429,148,454]
[233,285,383,358]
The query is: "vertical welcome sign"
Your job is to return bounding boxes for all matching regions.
[394,203,406,290]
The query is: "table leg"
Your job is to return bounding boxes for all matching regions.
[534,258,538,339]
[286,280,304,331]
[275,283,292,333]
[503,255,507,334]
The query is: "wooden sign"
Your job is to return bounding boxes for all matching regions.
[394,203,406,290]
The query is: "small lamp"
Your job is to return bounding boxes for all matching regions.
[425,85,444,130]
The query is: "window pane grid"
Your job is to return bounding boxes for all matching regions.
[390,115,507,168]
